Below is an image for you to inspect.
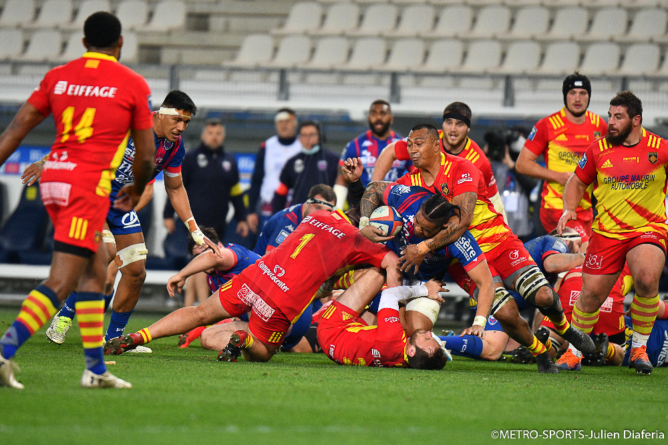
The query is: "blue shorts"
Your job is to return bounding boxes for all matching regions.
[106,206,142,236]
[282,305,313,351]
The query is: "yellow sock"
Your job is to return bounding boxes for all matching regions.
[552,316,570,336]
[138,328,152,344]
[543,338,552,351]
[526,335,547,357]
[605,344,616,361]
[572,305,599,335]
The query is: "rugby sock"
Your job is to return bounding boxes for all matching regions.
[0,285,59,359]
[543,338,553,351]
[438,335,484,359]
[58,292,77,319]
[137,328,152,344]
[242,334,254,349]
[526,335,547,357]
[605,344,616,362]
[103,289,115,312]
[630,293,659,348]
[179,326,207,348]
[551,316,570,336]
[75,292,106,375]
[334,270,355,290]
[571,305,599,335]
[105,309,133,342]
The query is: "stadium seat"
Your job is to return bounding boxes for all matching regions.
[304,36,349,69]
[413,39,463,73]
[0,29,24,61]
[115,0,148,30]
[424,5,472,38]
[311,3,359,36]
[587,0,622,7]
[0,185,49,256]
[378,38,425,71]
[498,41,541,74]
[339,37,386,70]
[0,0,35,27]
[647,48,668,78]
[385,4,435,37]
[615,43,660,76]
[24,0,73,29]
[535,7,588,41]
[226,34,274,68]
[579,42,620,75]
[20,30,62,62]
[62,0,111,31]
[530,41,580,75]
[457,40,501,73]
[577,8,628,42]
[346,4,398,36]
[142,0,185,32]
[57,33,84,62]
[614,8,667,42]
[271,2,323,36]
[497,6,549,40]
[458,6,510,39]
[120,31,139,64]
[261,35,311,68]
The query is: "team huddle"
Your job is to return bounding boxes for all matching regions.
[0,11,667,390]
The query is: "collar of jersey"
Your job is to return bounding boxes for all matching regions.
[82,52,118,63]
[440,152,446,165]
[333,209,351,224]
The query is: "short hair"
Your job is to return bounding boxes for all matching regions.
[443,102,472,121]
[308,184,336,203]
[161,90,197,116]
[276,108,296,117]
[84,12,121,49]
[205,118,223,128]
[298,119,320,135]
[187,226,219,254]
[407,344,447,370]
[610,91,643,122]
[419,194,458,226]
[410,123,440,142]
[370,99,391,112]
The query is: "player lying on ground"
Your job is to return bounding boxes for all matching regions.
[105,208,401,362]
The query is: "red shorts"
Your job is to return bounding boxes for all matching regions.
[540,207,592,243]
[316,301,363,357]
[40,180,108,253]
[447,260,485,296]
[217,275,291,346]
[486,238,538,285]
[583,230,668,275]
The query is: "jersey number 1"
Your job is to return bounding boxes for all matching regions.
[61,106,96,143]
[290,233,315,259]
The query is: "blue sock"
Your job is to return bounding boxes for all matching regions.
[105,310,134,342]
[439,334,485,360]
[76,292,106,375]
[59,292,77,319]
[1,321,32,359]
[103,289,115,312]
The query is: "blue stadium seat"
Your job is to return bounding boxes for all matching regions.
[0,185,49,261]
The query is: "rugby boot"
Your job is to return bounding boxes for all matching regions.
[217,330,247,362]
[104,333,143,355]
[555,349,582,371]
[80,369,131,389]
[46,314,72,345]
[0,352,23,389]
[535,326,550,346]
[535,351,559,374]
[178,326,207,349]
[583,333,609,366]
[560,325,596,354]
[628,345,653,375]
[501,347,535,364]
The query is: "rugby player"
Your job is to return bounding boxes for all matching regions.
[516,73,607,245]
[0,12,155,389]
[622,300,668,369]
[105,209,401,363]
[558,91,668,375]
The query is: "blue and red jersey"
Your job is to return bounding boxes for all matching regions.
[253,203,303,255]
[340,130,410,185]
[524,235,569,275]
[206,244,260,293]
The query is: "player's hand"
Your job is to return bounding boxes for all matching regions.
[21,160,44,186]
[247,213,259,234]
[341,157,364,183]
[163,218,176,234]
[556,171,573,186]
[556,210,577,235]
[113,184,141,212]
[236,220,250,237]
[360,225,395,243]
[425,279,446,303]
[198,234,223,258]
[167,274,186,297]
[461,325,485,339]
[399,244,427,274]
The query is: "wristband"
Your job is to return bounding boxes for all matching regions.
[416,241,430,255]
[359,216,370,229]
[184,217,198,233]
[473,315,487,328]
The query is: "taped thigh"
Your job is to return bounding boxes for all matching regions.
[406,297,441,325]
[490,287,512,316]
[102,230,116,245]
[114,243,148,268]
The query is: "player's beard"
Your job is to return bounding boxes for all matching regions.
[566,103,587,118]
[369,120,391,138]
[606,121,632,146]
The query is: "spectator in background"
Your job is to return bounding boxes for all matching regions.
[247,108,302,233]
[163,119,249,241]
[272,120,339,213]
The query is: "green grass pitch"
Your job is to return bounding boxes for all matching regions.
[1,309,667,445]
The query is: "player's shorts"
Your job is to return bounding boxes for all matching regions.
[40,180,108,255]
[281,304,313,351]
[106,206,143,236]
[583,230,668,275]
[540,207,592,242]
[216,276,291,346]
[316,300,364,358]
[486,239,539,289]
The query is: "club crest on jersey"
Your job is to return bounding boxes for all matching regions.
[649,152,658,164]
[440,183,449,196]
[594,132,601,139]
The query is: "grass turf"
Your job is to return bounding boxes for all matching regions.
[0,309,667,445]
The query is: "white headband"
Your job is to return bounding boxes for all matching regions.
[159,107,189,118]
[275,111,293,122]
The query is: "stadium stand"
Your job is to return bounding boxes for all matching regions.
[310,3,359,35]
[425,5,472,37]
[62,0,111,31]
[261,34,312,68]
[577,7,628,42]
[346,4,397,36]
[23,0,73,30]
[0,0,35,27]
[384,4,434,37]
[458,5,511,39]
[142,0,185,31]
[20,30,62,62]
[0,29,23,61]
[271,2,323,35]
[115,0,149,30]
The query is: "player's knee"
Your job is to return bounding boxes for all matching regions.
[634,276,658,297]
[537,288,564,318]
[115,243,148,277]
[515,266,549,307]
[199,329,215,350]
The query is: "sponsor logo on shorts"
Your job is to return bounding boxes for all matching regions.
[384,317,399,323]
[251,294,276,322]
[640,232,659,240]
[657,333,668,367]
[121,211,141,229]
[44,160,77,171]
[509,250,519,260]
[578,153,587,169]
[238,283,259,306]
[600,296,613,313]
[40,181,71,206]
[258,261,290,292]
[53,81,118,98]
[585,254,603,270]
[329,344,335,357]
[568,290,580,307]
[457,173,473,184]
[371,349,382,367]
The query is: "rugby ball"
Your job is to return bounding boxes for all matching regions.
[369,206,403,237]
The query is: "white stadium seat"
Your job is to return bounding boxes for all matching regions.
[226,34,274,68]
[142,0,185,31]
[615,43,660,76]
[62,0,111,31]
[311,3,359,36]
[536,7,589,41]
[414,39,463,73]
[578,8,628,42]
[24,0,73,29]
[615,8,667,42]
[57,33,84,62]
[119,31,138,64]
[115,0,148,30]
[425,5,472,37]
[346,4,398,36]
[531,41,580,75]
[340,37,386,70]
[0,0,35,27]
[498,7,549,40]
[261,35,311,68]
[385,4,435,37]
[304,36,349,69]
[0,29,23,60]
[20,30,62,62]
[579,42,620,75]
[272,2,323,36]
[457,39,501,73]
[378,38,425,71]
[459,6,510,39]
[499,41,541,74]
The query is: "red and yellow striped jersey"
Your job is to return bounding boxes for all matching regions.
[396,152,513,253]
[525,108,607,212]
[575,129,668,240]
